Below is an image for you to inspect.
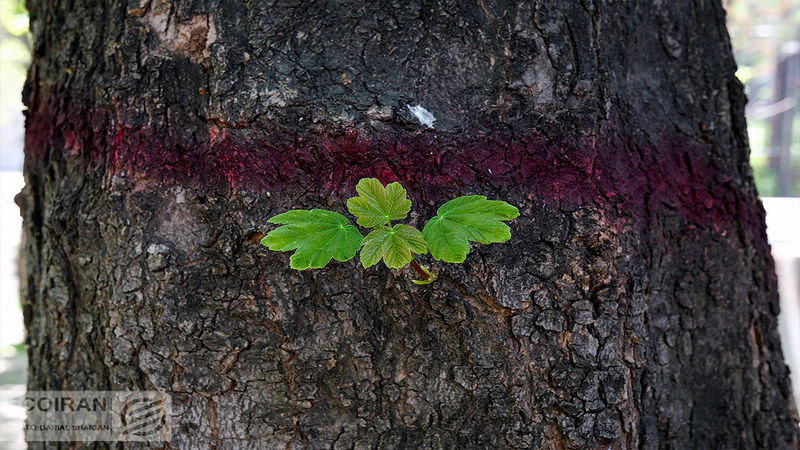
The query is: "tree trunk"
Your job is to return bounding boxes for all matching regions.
[18,0,799,448]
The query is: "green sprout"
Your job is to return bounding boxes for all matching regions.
[260,178,519,284]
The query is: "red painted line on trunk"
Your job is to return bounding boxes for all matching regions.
[24,96,767,242]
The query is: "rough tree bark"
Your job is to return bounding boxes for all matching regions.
[18,0,800,448]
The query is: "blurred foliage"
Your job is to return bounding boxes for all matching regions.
[725,0,800,84]
[725,0,800,197]
[0,0,29,127]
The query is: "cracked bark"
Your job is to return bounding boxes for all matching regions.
[18,0,799,448]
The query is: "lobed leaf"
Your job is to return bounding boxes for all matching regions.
[360,224,428,269]
[346,178,412,228]
[422,195,519,263]
[261,209,363,270]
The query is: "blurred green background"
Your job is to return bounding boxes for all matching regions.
[0,0,28,171]
[0,0,28,112]
[726,0,799,196]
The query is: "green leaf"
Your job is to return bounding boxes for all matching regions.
[422,195,519,263]
[360,224,428,269]
[346,178,412,228]
[261,209,363,270]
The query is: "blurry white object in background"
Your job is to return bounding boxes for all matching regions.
[762,197,800,410]
[0,170,25,447]
[0,171,24,353]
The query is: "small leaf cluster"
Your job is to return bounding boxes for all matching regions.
[260,178,519,278]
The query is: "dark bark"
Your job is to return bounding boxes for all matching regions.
[18,0,799,448]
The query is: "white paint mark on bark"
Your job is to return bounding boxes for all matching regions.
[406,104,436,128]
[175,187,186,204]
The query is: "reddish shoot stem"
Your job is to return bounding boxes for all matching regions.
[409,259,430,280]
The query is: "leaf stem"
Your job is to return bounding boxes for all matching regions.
[409,259,430,281]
